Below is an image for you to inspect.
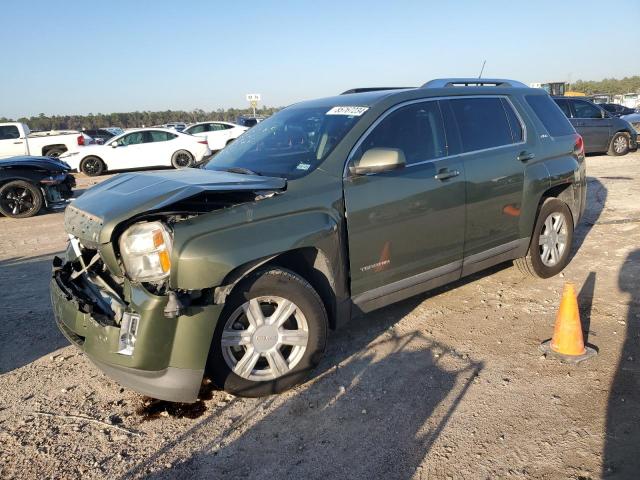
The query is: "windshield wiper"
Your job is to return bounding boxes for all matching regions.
[219,167,262,176]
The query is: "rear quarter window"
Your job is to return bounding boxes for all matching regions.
[526,95,575,137]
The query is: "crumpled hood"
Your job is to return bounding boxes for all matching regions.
[65,168,286,245]
[0,155,71,172]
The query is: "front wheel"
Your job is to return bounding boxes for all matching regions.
[45,147,65,158]
[207,268,328,397]
[171,150,194,168]
[514,198,574,279]
[608,132,630,156]
[0,180,44,218]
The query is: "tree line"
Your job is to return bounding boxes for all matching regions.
[570,76,640,95]
[0,107,281,132]
[2,76,639,131]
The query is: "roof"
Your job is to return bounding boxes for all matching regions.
[292,78,539,112]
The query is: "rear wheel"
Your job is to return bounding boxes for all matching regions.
[171,150,194,168]
[0,180,44,218]
[80,156,105,176]
[207,268,328,397]
[608,132,630,156]
[514,198,574,278]
[45,147,65,158]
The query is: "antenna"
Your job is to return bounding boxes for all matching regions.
[478,60,486,79]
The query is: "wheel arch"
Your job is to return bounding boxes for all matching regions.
[42,144,67,156]
[215,247,340,330]
[540,183,577,226]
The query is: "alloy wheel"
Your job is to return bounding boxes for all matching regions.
[1,187,36,216]
[538,212,568,267]
[221,296,309,381]
[83,158,101,175]
[174,152,192,167]
[614,135,628,154]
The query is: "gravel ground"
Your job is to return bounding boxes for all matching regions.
[0,154,639,479]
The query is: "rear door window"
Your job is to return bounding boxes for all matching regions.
[525,95,575,137]
[448,97,514,152]
[145,131,173,142]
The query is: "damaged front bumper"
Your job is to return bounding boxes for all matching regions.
[50,250,223,403]
[43,174,75,210]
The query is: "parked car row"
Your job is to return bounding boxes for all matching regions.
[60,128,212,176]
[552,96,638,155]
[0,122,93,159]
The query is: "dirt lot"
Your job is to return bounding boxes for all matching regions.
[0,154,639,480]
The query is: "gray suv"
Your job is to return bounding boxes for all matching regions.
[553,96,637,155]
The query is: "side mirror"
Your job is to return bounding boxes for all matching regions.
[110,141,118,147]
[349,148,406,176]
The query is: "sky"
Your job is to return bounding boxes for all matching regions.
[1,0,639,119]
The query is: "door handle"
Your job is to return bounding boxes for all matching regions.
[13,141,23,144]
[434,169,460,181]
[517,151,535,162]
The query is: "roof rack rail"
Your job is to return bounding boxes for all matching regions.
[340,87,412,95]
[421,78,528,89]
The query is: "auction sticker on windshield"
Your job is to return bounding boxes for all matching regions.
[326,106,369,116]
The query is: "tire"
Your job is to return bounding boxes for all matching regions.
[80,156,105,176]
[171,150,194,168]
[608,132,630,156]
[0,180,44,218]
[207,268,328,397]
[45,147,65,158]
[514,198,574,279]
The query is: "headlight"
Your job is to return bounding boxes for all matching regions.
[119,221,173,282]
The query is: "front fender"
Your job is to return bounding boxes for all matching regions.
[171,208,341,291]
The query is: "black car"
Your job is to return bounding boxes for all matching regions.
[235,116,265,128]
[600,103,637,117]
[0,156,75,218]
[552,97,638,155]
[83,128,117,145]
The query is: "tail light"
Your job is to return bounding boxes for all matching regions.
[77,135,85,146]
[574,134,584,157]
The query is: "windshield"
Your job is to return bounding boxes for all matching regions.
[204,105,365,179]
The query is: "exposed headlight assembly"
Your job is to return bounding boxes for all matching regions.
[119,221,173,282]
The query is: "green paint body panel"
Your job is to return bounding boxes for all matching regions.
[51,83,586,402]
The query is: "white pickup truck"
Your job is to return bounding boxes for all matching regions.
[0,122,91,159]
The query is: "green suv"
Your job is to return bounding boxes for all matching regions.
[51,79,586,401]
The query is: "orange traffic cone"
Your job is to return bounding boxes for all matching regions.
[540,282,597,363]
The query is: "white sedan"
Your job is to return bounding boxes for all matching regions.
[183,121,248,151]
[61,128,211,176]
